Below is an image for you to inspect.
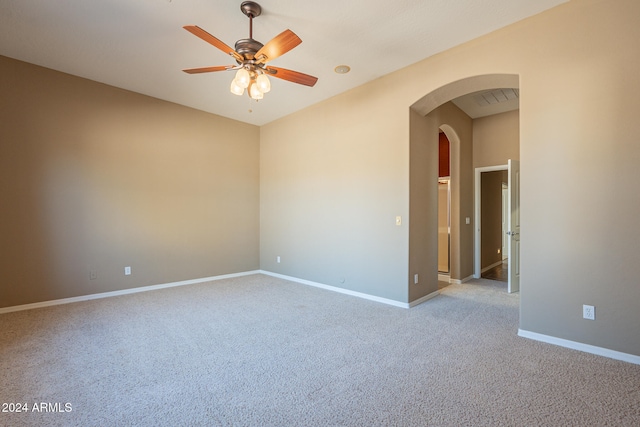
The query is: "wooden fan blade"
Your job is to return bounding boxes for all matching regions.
[266,66,318,87]
[255,29,301,63]
[183,65,232,74]
[184,25,243,61]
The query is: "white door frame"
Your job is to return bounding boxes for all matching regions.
[474,164,508,279]
[507,159,520,293]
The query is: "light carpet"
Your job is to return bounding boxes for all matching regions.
[1,274,639,426]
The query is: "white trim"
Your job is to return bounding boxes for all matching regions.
[450,274,475,285]
[481,260,504,274]
[518,329,640,365]
[260,270,414,309]
[408,290,440,307]
[1,270,444,314]
[439,274,475,285]
[0,271,261,314]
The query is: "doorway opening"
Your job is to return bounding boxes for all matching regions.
[438,131,451,283]
[478,168,508,282]
[474,161,520,293]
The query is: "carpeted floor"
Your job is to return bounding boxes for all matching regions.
[1,274,639,426]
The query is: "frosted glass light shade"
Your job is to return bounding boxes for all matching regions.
[235,68,250,88]
[256,74,271,93]
[249,83,263,100]
[230,80,244,96]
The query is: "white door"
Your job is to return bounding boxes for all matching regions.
[507,159,520,293]
[502,185,508,260]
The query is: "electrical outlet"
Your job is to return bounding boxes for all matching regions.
[414,273,419,284]
[583,304,595,320]
[124,266,132,276]
[89,270,98,280]
[277,256,281,263]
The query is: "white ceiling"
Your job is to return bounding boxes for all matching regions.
[452,88,520,119]
[0,0,565,126]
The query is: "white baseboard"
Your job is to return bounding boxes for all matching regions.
[439,274,474,285]
[518,329,640,365]
[1,270,442,314]
[450,274,475,285]
[481,260,504,273]
[0,270,261,314]
[409,290,440,307]
[260,270,414,308]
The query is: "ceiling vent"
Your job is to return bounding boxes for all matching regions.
[473,88,519,106]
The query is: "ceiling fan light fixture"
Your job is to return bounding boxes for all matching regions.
[256,73,271,93]
[183,2,318,102]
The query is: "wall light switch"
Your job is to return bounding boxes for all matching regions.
[465,217,471,225]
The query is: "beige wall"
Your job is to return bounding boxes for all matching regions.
[261,0,640,355]
[408,108,439,300]
[473,110,520,168]
[409,101,473,301]
[0,56,260,308]
[260,82,410,302]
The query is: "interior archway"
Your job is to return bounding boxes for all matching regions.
[408,74,519,304]
[411,74,519,117]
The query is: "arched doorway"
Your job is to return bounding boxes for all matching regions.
[408,74,519,304]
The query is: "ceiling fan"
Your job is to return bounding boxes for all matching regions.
[183,1,318,100]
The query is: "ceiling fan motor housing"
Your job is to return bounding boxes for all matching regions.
[237,2,264,60]
[235,38,264,60]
